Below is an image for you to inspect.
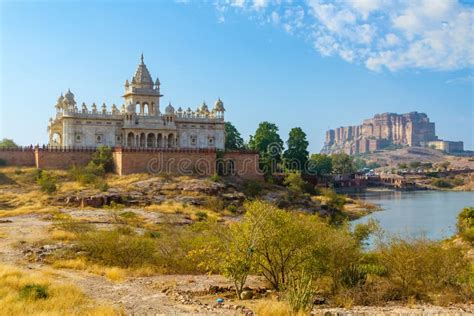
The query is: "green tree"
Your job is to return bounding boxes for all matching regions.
[224,122,245,150]
[90,145,114,172]
[354,157,367,171]
[249,122,284,176]
[283,171,306,196]
[0,138,18,148]
[331,153,356,174]
[283,127,309,171]
[457,207,474,242]
[308,154,333,176]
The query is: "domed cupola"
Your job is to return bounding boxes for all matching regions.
[213,98,225,112]
[131,54,154,89]
[55,93,64,111]
[64,89,75,104]
[165,102,175,114]
[200,101,209,114]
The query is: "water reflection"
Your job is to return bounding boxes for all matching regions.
[351,190,474,241]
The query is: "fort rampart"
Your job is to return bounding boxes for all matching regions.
[0,146,262,180]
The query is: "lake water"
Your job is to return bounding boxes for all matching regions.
[351,190,474,240]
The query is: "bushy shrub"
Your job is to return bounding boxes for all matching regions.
[78,229,156,268]
[36,171,57,194]
[457,207,474,243]
[209,174,220,182]
[202,196,225,212]
[227,204,238,214]
[431,178,453,188]
[376,236,470,299]
[90,145,114,172]
[283,171,306,195]
[195,211,208,221]
[285,270,316,312]
[242,180,263,198]
[69,163,106,187]
[19,284,49,300]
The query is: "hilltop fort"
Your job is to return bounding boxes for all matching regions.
[321,112,463,155]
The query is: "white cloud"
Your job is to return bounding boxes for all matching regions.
[212,0,474,72]
[445,75,474,85]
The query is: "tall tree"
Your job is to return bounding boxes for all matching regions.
[283,127,309,171]
[331,153,356,175]
[224,122,245,150]
[0,138,18,148]
[249,122,284,175]
[308,153,333,176]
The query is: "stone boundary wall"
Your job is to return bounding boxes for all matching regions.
[35,147,96,170]
[0,146,262,180]
[114,147,218,176]
[221,151,262,180]
[0,147,36,166]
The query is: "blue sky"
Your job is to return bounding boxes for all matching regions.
[1,0,473,152]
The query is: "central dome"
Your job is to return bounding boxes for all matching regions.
[132,54,153,88]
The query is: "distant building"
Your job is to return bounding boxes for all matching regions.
[48,54,226,149]
[321,112,437,155]
[425,140,464,153]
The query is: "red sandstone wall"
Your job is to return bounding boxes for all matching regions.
[1,146,261,180]
[35,149,95,170]
[116,148,217,176]
[222,152,263,180]
[0,148,35,166]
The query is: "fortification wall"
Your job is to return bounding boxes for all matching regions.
[0,148,36,166]
[222,151,262,180]
[114,148,217,176]
[0,146,261,180]
[35,148,95,169]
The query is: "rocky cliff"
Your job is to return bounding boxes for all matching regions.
[321,112,437,155]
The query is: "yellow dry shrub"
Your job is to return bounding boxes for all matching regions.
[255,299,307,316]
[104,267,126,282]
[52,258,88,270]
[0,264,118,316]
[50,229,76,241]
[52,258,127,282]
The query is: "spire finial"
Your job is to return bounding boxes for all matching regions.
[140,53,144,64]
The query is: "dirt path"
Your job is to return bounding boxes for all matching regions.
[0,214,244,315]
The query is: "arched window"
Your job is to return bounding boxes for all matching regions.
[127,132,134,147]
[147,133,156,147]
[157,134,163,147]
[143,103,149,115]
[135,102,141,114]
[168,133,174,148]
[140,133,146,147]
[51,132,61,146]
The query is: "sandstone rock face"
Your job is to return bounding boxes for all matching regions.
[321,112,437,155]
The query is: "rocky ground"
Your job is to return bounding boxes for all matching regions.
[0,168,472,315]
[362,147,474,170]
[1,213,473,315]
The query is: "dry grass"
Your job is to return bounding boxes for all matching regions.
[50,229,77,241]
[51,257,155,281]
[106,173,151,188]
[52,258,127,282]
[144,201,223,221]
[0,263,119,315]
[255,299,307,316]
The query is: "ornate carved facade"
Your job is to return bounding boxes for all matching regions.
[48,55,226,149]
